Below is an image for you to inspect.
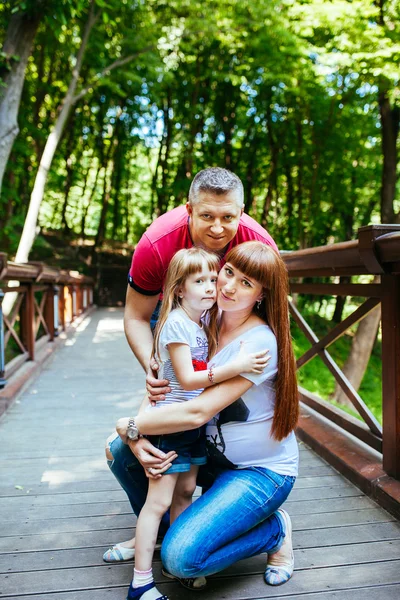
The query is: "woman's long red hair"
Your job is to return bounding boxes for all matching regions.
[213,241,299,441]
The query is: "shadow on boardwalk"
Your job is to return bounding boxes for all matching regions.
[1,308,400,599]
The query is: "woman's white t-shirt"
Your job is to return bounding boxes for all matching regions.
[206,324,299,477]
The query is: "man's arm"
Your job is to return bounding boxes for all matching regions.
[123,285,159,372]
[124,285,170,399]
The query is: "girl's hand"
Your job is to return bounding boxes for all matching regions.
[237,342,270,374]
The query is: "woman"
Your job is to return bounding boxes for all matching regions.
[110,241,299,597]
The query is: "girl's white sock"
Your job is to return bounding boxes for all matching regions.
[132,569,164,600]
[133,568,153,587]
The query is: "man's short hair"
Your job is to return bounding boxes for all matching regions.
[188,167,244,207]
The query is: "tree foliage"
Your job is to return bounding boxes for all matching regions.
[0,0,399,256]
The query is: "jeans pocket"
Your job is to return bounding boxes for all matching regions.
[251,466,287,488]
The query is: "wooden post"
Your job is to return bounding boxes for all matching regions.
[381,273,400,479]
[44,285,55,341]
[0,289,7,388]
[59,285,66,331]
[20,284,35,360]
[72,286,77,320]
[53,286,59,337]
[64,286,72,325]
[77,285,82,315]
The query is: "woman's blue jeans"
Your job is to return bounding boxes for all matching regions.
[162,466,295,577]
[107,435,295,577]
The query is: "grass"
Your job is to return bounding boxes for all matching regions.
[291,302,382,424]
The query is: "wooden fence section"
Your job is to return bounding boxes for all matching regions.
[282,224,400,510]
[0,253,94,390]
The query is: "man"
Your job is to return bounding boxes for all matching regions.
[104,167,277,569]
[124,167,277,395]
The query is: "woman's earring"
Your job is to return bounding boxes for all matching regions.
[256,299,262,309]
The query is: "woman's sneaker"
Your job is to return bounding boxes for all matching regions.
[264,509,294,586]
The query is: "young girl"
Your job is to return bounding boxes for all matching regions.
[127,247,269,600]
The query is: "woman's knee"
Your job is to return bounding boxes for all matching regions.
[105,432,118,461]
[161,530,202,577]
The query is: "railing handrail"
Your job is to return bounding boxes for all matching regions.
[282,225,400,276]
[0,253,93,285]
[0,255,95,392]
[280,224,400,483]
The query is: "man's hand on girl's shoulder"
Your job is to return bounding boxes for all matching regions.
[146,359,171,404]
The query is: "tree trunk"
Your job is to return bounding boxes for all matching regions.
[333,302,381,408]
[14,2,98,264]
[82,160,101,236]
[261,98,278,229]
[331,277,351,323]
[296,115,305,249]
[334,86,399,407]
[156,91,172,215]
[285,160,294,241]
[112,147,123,239]
[0,11,40,197]
[95,139,116,248]
[60,120,78,232]
[379,91,400,224]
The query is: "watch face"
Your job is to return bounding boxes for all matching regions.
[127,426,138,440]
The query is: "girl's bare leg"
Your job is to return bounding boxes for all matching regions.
[135,473,179,571]
[170,465,199,523]
[130,474,179,599]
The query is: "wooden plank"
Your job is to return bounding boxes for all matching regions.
[0,513,136,537]
[0,528,136,553]
[293,508,393,530]
[0,474,354,500]
[1,560,400,598]
[0,478,122,498]
[0,481,361,516]
[1,495,376,523]
[0,469,114,487]
[1,449,328,469]
[0,439,311,462]
[2,520,400,555]
[0,464,338,487]
[3,505,392,539]
[290,474,351,489]
[2,585,400,600]
[294,521,400,549]
[0,490,126,509]
[1,539,399,576]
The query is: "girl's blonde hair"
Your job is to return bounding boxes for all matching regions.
[209,241,299,441]
[152,247,220,362]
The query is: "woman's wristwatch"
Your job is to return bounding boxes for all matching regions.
[127,417,141,441]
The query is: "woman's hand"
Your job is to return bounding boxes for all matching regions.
[129,438,177,479]
[236,343,270,374]
[146,357,171,405]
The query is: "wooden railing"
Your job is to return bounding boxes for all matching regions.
[0,253,94,389]
[282,224,400,481]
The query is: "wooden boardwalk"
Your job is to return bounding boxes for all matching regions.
[1,308,400,600]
